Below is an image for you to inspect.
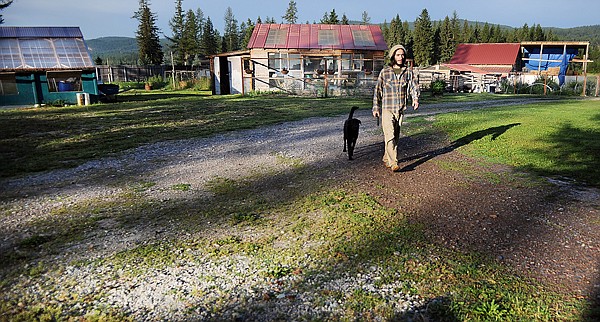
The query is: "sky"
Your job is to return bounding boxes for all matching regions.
[3,0,599,40]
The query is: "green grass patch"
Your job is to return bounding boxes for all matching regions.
[434,99,600,187]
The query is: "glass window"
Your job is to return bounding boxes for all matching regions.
[47,70,82,92]
[0,73,18,95]
[353,54,365,71]
[318,30,339,46]
[265,29,288,47]
[21,39,58,69]
[55,38,93,68]
[352,30,375,47]
[289,54,301,70]
[268,53,282,71]
[0,39,22,69]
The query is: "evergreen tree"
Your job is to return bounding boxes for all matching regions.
[282,0,298,24]
[432,23,441,64]
[518,23,530,41]
[450,11,461,45]
[388,15,402,46]
[462,20,472,43]
[533,24,545,41]
[241,19,255,49]
[168,0,186,65]
[223,7,240,52]
[341,14,349,25]
[181,9,200,65]
[0,0,12,24]
[481,22,491,43]
[134,0,163,65]
[195,8,205,43]
[413,8,434,66]
[320,9,339,24]
[402,20,414,57]
[361,11,371,25]
[439,16,455,63]
[201,17,218,56]
[471,23,481,43]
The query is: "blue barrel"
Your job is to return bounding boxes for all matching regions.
[58,81,73,92]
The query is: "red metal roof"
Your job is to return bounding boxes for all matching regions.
[449,43,521,65]
[247,24,387,51]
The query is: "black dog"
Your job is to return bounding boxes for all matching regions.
[343,106,361,160]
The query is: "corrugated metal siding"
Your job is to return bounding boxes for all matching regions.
[0,26,83,38]
[449,43,521,65]
[247,24,387,51]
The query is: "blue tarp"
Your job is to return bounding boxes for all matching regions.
[558,52,570,86]
[523,47,577,72]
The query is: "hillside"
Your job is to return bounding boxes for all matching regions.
[86,37,170,65]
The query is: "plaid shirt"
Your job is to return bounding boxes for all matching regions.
[373,65,420,114]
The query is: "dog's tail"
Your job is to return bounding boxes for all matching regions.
[348,106,359,119]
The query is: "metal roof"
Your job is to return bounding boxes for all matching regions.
[0,27,93,71]
[449,43,521,65]
[247,24,388,51]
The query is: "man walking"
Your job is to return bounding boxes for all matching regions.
[372,44,420,172]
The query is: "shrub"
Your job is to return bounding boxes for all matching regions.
[430,79,446,96]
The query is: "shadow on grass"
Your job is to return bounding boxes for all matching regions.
[398,123,521,172]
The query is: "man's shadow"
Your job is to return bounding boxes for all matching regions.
[399,123,521,172]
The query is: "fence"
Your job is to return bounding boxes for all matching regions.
[96,65,211,84]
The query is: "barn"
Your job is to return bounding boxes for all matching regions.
[420,41,592,93]
[212,23,388,96]
[0,26,98,107]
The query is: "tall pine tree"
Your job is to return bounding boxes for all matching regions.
[282,0,298,24]
[223,7,240,52]
[201,17,218,56]
[134,0,163,65]
[181,9,200,66]
[413,9,434,66]
[168,0,186,65]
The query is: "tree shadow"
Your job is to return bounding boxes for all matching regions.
[398,123,521,172]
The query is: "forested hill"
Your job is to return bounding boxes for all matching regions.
[548,25,600,46]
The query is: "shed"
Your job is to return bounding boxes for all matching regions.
[0,26,98,107]
[212,23,388,96]
[446,43,522,76]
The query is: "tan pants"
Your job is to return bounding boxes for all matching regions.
[381,109,403,167]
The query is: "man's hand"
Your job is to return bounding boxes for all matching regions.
[372,110,380,118]
[413,101,419,111]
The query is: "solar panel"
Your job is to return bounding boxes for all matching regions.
[352,30,375,47]
[318,30,339,46]
[0,36,93,70]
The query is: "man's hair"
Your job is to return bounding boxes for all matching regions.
[388,48,406,67]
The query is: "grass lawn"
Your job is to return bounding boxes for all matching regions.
[433,98,600,188]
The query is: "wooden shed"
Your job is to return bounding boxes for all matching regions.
[212,23,388,96]
[0,27,98,107]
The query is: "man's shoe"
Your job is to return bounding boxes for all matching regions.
[391,164,401,172]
